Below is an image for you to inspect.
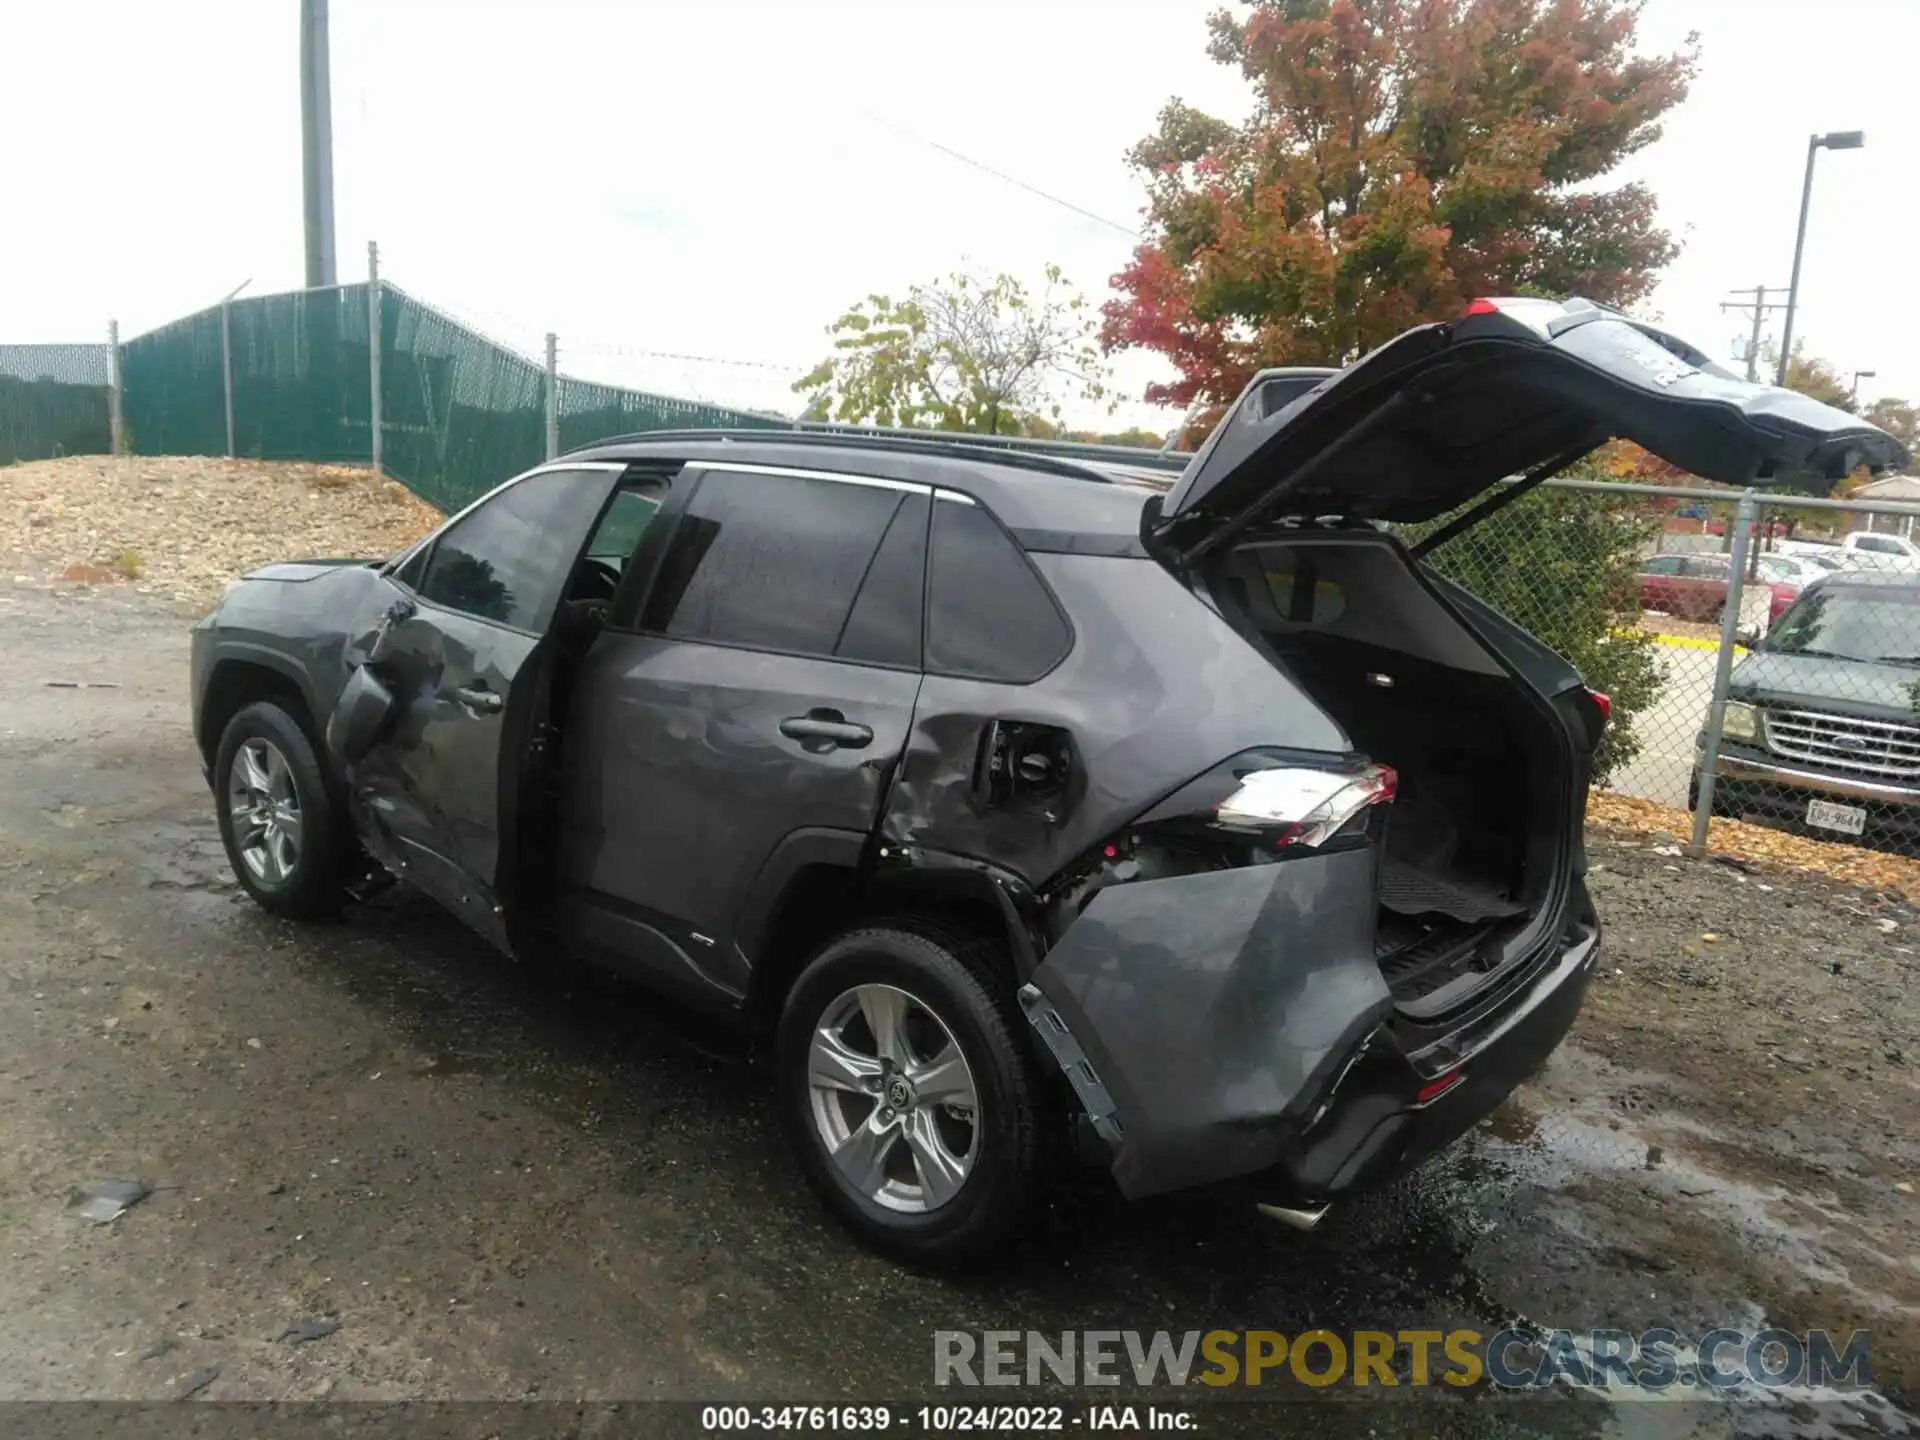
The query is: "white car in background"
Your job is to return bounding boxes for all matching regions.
[1777,532,1920,573]
[1837,530,1920,571]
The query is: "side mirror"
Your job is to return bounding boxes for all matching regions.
[1735,622,1761,648]
[325,665,397,766]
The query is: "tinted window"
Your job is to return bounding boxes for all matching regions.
[1682,555,1729,578]
[1640,555,1682,575]
[836,492,928,668]
[925,495,1071,682]
[1767,584,1920,664]
[641,468,901,657]
[392,544,430,591]
[1854,534,1901,554]
[419,468,613,630]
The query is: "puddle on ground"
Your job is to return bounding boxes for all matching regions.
[1456,1051,1919,1436]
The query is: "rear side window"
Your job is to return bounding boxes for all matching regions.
[836,492,928,668]
[1639,555,1682,575]
[640,467,903,659]
[1855,534,1901,554]
[925,495,1071,682]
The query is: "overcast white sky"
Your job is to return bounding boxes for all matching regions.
[3,1,1914,433]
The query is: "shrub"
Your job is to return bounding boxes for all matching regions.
[1407,484,1663,788]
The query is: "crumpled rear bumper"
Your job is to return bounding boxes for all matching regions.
[1023,848,1597,1201]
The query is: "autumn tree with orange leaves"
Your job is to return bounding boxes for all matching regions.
[1103,0,1699,412]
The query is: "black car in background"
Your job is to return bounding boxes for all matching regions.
[189,297,1904,1260]
[1694,571,1920,844]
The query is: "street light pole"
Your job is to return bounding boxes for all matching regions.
[1776,130,1864,387]
[1851,369,1876,404]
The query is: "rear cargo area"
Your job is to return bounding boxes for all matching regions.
[1210,532,1569,1012]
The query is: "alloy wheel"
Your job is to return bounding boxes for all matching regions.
[806,982,981,1214]
[226,737,303,887]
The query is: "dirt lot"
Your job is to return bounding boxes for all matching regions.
[1,497,1917,1433]
[1,456,439,606]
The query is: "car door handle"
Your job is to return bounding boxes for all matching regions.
[450,685,504,714]
[779,712,873,750]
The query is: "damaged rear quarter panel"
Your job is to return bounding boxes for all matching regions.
[879,553,1346,887]
[1030,848,1391,1200]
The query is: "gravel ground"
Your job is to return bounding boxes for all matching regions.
[1,456,440,605]
[0,561,1916,1433]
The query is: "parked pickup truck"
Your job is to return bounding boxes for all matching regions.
[1693,571,1920,845]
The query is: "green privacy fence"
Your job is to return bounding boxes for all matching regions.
[233,285,375,464]
[0,344,112,463]
[115,279,779,512]
[120,305,228,458]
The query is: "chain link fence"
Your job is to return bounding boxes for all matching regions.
[1688,489,1920,858]
[0,343,112,463]
[1412,476,1920,860]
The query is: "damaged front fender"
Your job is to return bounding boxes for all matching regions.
[1025,847,1392,1200]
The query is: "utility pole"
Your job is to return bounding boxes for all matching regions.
[300,0,338,287]
[1721,285,1787,383]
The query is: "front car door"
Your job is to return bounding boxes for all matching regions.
[553,462,928,1010]
[349,462,624,952]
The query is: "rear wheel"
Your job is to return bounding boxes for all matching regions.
[214,701,349,918]
[775,922,1043,1263]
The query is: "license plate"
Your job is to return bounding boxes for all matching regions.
[1806,798,1867,835]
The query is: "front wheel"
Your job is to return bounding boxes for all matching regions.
[214,701,350,919]
[775,923,1045,1263]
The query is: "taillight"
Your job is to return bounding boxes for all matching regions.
[1215,763,1398,849]
[1415,1069,1466,1106]
[1574,688,1610,752]
[1463,297,1501,316]
[1044,756,1398,924]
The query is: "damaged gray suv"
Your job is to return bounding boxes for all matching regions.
[191,298,1905,1261]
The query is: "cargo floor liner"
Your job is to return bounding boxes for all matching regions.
[1379,858,1527,924]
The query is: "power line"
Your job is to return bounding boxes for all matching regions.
[566,340,805,374]
[861,110,1143,241]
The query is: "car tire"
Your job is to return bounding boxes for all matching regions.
[214,700,350,919]
[1688,773,1738,820]
[775,921,1044,1264]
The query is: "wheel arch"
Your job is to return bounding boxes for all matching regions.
[739,831,1044,1027]
[198,648,328,769]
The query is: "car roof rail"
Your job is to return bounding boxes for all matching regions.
[566,420,1193,481]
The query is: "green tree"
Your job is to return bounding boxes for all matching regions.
[1408,479,1662,787]
[795,267,1108,435]
[1863,396,1918,458]
[1102,0,1698,409]
[1776,344,1855,412]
